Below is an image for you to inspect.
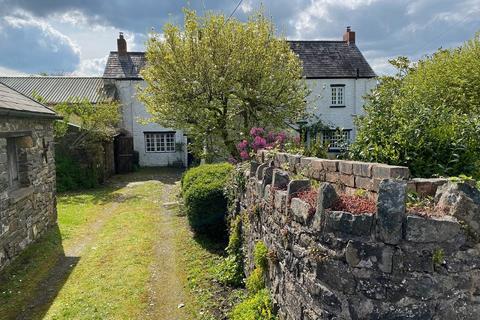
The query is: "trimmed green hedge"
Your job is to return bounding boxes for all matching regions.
[181,163,233,235]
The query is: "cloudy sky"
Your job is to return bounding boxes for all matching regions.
[0,0,479,76]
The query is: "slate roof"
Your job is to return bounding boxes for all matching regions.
[0,82,58,118]
[103,52,146,79]
[288,41,376,78]
[102,41,375,79]
[0,76,110,104]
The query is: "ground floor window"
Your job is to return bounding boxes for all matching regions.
[6,138,19,188]
[321,129,351,151]
[144,132,176,153]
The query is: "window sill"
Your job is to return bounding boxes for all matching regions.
[329,105,346,108]
[9,186,34,204]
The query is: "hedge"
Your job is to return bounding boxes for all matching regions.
[181,163,233,235]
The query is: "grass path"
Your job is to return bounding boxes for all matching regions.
[0,168,240,320]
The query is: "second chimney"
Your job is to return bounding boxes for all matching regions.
[117,32,127,55]
[343,26,355,45]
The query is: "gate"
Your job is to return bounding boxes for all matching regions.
[114,135,134,173]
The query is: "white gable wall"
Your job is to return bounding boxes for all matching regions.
[305,78,376,140]
[115,80,187,167]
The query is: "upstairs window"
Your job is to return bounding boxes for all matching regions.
[331,84,345,107]
[6,138,19,189]
[145,132,176,153]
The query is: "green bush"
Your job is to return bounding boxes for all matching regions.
[216,215,245,287]
[350,35,480,179]
[245,267,265,294]
[230,289,277,320]
[254,241,268,270]
[181,163,234,235]
[56,153,98,192]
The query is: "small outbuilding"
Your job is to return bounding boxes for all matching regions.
[0,82,60,271]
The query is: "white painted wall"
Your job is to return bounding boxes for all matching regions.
[305,78,377,140]
[114,80,187,167]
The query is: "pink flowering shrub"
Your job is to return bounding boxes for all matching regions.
[236,127,301,161]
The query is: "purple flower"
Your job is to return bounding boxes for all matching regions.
[237,139,249,151]
[252,136,267,151]
[250,127,265,137]
[240,150,250,160]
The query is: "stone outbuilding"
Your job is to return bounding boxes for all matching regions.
[0,82,60,271]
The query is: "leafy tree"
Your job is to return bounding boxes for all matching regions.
[350,33,480,178]
[139,9,308,160]
[54,99,121,147]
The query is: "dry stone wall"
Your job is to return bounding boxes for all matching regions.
[234,151,480,320]
[0,117,57,271]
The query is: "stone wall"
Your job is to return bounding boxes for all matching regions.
[0,116,57,271]
[235,151,480,320]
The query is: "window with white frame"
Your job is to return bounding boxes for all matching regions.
[145,132,176,153]
[321,130,351,150]
[331,85,345,106]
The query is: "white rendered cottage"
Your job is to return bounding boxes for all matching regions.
[103,28,375,165]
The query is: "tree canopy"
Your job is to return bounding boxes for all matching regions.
[139,9,308,160]
[350,33,480,178]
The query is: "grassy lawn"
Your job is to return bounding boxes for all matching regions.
[0,169,242,319]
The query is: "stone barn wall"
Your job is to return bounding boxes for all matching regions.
[0,117,57,271]
[234,151,480,320]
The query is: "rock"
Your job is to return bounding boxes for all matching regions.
[272,169,290,190]
[287,179,311,197]
[291,197,311,224]
[404,215,462,243]
[323,211,373,237]
[345,240,394,273]
[376,179,407,244]
[249,161,259,177]
[353,162,373,177]
[256,162,268,180]
[313,183,338,230]
[372,164,410,180]
[435,182,480,237]
[413,178,449,197]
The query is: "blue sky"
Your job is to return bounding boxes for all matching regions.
[0,0,479,76]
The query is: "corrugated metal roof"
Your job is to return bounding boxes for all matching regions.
[0,82,57,116]
[0,76,110,104]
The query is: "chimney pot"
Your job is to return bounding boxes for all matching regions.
[117,32,127,55]
[343,26,355,45]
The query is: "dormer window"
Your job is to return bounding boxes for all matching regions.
[331,84,345,107]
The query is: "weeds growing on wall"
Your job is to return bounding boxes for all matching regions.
[230,240,277,320]
[216,215,245,287]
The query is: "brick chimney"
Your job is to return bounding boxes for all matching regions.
[117,32,127,55]
[343,26,355,45]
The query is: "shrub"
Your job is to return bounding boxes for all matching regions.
[182,163,234,235]
[350,36,480,179]
[216,215,244,287]
[245,267,265,294]
[253,241,268,270]
[216,254,244,287]
[56,153,98,192]
[230,289,277,320]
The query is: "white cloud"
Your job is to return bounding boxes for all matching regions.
[0,11,80,74]
[74,55,108,76]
